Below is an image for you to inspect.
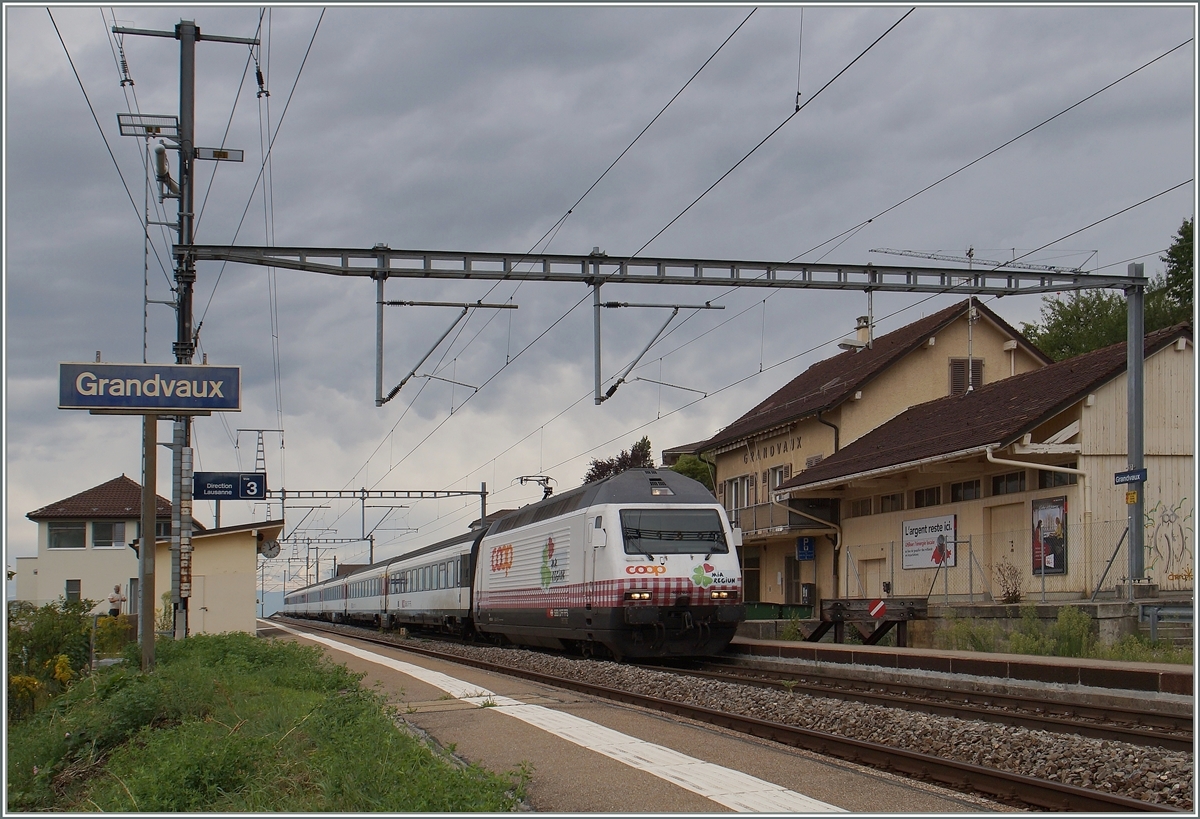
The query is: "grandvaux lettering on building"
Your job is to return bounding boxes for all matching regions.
[59,362,241,412]
[743,436,802,464]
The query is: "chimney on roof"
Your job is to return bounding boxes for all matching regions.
[856,316,871,345]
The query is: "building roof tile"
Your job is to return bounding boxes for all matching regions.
[27,475,174,521]
[779,323,1191,490]
[699,299,1047,453]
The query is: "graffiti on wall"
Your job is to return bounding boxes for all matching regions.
[1144,498,1194,584]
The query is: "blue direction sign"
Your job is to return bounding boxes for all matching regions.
[1114,468,1148,485]
[195,472,267,500]
[796,536,816,561]
[59,362,240,413]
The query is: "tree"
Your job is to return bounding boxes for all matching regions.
[1021,217,1194,360]
[583,436,654,484]
[668,454,715,492]
[1161,217,1193,322]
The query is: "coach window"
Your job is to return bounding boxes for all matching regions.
[439,563,447,589]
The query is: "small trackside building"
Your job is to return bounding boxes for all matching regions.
[19,475,176,612]
[152,519,284,635]
[773,324,1193,603]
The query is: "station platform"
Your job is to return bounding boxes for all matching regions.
[728,636,1194,696]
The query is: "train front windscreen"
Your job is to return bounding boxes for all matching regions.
[618,508,729,556]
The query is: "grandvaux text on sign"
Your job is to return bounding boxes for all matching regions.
[59,362,241,413]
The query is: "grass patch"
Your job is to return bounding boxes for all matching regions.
[7,633,526,812]
[934,605,1193,664]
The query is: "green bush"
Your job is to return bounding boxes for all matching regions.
[1005,606,1055,656]
[936,614,1004,653]
[7,598,96,720]
[7,632,525,813]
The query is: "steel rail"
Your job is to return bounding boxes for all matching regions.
[270,618,1183,813]
[673,661,1193,752]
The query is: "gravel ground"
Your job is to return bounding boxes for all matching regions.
[283,621,1194,810]
[422,639,1195,810]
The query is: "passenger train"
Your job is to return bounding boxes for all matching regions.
[281,469,745,660]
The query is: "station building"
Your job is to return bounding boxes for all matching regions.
[777,323,1193,606]
[675,299,1050,613]
[17,474,281,634]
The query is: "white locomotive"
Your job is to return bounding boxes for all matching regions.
[281,469,745,660]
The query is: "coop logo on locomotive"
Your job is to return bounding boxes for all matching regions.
[625,564,667,575]
[490,544,514,576]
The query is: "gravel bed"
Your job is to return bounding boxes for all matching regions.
[424,639,1194,810]
[283,621,1194,810]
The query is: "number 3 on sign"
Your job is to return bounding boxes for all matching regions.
[239,474,264,499]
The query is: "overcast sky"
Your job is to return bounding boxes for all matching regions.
[4,3,1196,595]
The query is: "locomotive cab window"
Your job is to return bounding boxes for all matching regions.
[619,508,728,556]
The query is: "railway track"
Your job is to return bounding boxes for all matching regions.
[654,658,1193,752]
[268,617,1187,812]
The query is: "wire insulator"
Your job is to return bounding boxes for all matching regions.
[256,66,269,98]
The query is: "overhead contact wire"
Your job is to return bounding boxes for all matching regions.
[792,36,1194,262]
[630,8,915,258]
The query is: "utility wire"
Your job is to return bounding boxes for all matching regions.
[625,34,1195,370]
[630,8,914,258]
[792,36,1194,262]
[51,9,177,293]
[423,9,761,392]
[197,7,325,328]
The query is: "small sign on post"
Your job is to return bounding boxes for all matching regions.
[194,472,267,500]
[1114,468,1148,485]
[796,536,815,561]
[868,599,887,618]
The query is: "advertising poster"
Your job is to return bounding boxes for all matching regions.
[902,514,957,569]
[1032,496,1067,575]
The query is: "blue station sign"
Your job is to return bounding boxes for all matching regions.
[194,472,266,500]
[1114,468,1148,485]
[59,362,240,413]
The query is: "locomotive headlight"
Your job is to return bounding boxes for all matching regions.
[624,590,652,601]
[710,590,731,600]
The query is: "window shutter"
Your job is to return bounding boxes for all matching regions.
[950,358,984,395]
[762,470,769,486]
[783,463,792,480]
[717,482,724,500]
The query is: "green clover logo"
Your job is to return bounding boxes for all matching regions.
[691,565,713,587]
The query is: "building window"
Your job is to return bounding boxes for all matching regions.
[913,486,942,508]
[949,358,984,396]
[769,464,791,490]
[48,522,86,549]
[1039,465,1079,488]
[134,520,174,540]
[991,471,1026,496]
[92,521,126,549]
[65,579,81,602]
[741,546,761,603]
[849,498,873,518]
[880,493,904,513]
[951,479,981,502]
